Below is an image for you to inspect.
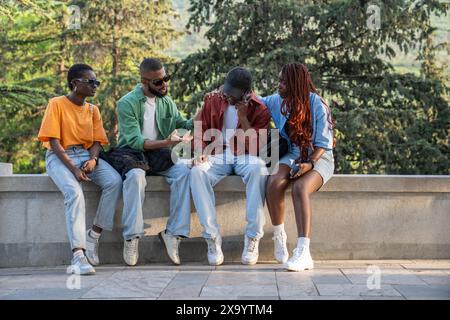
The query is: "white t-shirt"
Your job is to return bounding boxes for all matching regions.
[222,105,238,148]
[142,96,158,140]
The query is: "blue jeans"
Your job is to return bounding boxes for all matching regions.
[190,152,268,240]
[121,163,191,240]
[46,148,122,250]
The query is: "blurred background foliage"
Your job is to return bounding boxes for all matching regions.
[0,0,448,174]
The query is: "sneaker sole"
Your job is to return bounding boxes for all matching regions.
[209,256,224,266]
[286,264,314,272]
[123,259,138,267]
[158,232,181,265]
[276,258,289,264]
[85,255,99,266]
[69,267,96,275]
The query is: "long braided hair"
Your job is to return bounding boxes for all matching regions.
[280,62,334,162]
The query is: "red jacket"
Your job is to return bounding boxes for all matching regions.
[193,88,271,156]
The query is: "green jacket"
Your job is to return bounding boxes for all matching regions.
[117,84,193,151]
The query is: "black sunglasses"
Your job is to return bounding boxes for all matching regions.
[142,75,171,86]
[74,78,101,87]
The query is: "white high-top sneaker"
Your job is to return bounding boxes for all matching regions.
[69,254,95,275]
[85,229,100,266]
[272,230,289,264]
[123,238,139,266]
[241,236,260,265]
[205,236,224,266]
[285,246,314,271]
[158,230,181,265]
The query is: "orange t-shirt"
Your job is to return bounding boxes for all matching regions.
[38,96,109,150]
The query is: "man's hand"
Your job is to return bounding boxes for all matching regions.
[72,167,91,182]
[81,159,97,174]
[235,100,249,119]
[167,129,183,145]
[181,130,194,143]
[235,92,251,119]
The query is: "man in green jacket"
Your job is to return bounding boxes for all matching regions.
[117,58,193,266]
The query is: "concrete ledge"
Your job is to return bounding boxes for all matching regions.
[0,163,13,176]
[1,174,449,267]
[1,174,449,193]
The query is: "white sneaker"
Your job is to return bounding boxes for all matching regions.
[272,230,289,264]
[285,246,314,271]
[85,229,100,266]
[69,254,95,275]
[241,236,260,265]
[158,230,181,265]
[205,236,224,266]
[123,238,139,266]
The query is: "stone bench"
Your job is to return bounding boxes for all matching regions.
[0,174,449,267]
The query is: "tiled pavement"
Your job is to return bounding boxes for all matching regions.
[0,260,449,300]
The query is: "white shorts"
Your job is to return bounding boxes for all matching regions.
[278,146,334,185]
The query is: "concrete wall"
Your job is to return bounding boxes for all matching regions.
[0,163,13,175]
[0,174,449,267]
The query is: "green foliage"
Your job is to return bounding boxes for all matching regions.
[0,0,448,175]
[172,0,449,174]
[0,0,180,172]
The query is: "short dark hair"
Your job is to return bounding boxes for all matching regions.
[140,58,163,73]
[67,64,94,90]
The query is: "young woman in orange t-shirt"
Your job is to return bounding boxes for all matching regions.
[38,64,122,275]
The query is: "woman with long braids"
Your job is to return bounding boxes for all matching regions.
[261,62,334,271]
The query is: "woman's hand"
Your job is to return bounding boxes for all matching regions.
[289,162,313,179]
[72,167,91,181]
[81,159,97,174]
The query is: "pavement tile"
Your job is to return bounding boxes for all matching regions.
[411,270,450,285]
[1,288,90,300]
[201,285,278,297]
[316,284,402,297]
[80,270,176,299]
[205,271,276,286]
[393,284,450,300]
[341,268,427,285]
[1,261,447,300]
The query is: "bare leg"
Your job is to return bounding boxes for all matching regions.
[266,164,292,225]
[291,170,323,238]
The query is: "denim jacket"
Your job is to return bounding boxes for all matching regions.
[260,93,334,153]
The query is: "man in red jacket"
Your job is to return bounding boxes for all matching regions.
[190,67,271,266]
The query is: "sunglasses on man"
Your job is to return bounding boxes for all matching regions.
[74,79,101,87]
[142,75,171,86]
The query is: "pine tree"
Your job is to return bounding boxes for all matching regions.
[0,0,181,172]
[173,0,449,174]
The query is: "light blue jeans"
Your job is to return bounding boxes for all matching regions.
[46,148,123,250]
[190,152,269,240]
[121,163,191,240]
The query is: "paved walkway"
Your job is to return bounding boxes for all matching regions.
[1,260,449,300]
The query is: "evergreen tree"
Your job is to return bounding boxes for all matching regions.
[0,0,180,172]
[173,0,449,174]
